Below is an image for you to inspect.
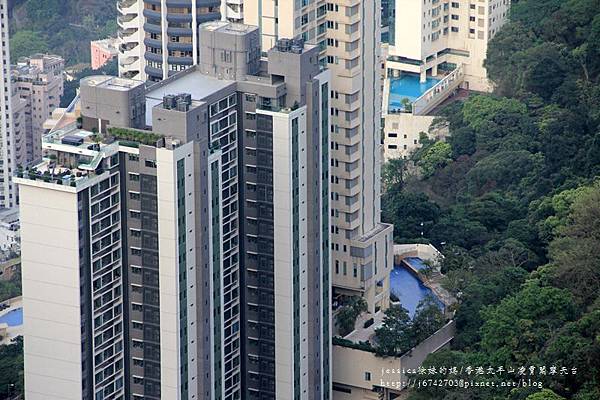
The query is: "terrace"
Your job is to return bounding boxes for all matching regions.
[15,123,162,188]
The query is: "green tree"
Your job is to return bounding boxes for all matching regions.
[411,295,445,343]
[417,141,452,177]
[479,281,577,365]
[335,296,367,336]
[382,157,407,191]
[374,305,413,355]
[526,389,566,400]
[0,337,24,398]
[9,30,49,62]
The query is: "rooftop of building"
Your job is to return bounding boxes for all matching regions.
[91,38,119,53]
[200,21,258,35]
[16,120,165,188]
[0,208,19,225]
[81,75,145,91]
[145,68,235,125]
[12,54,64,79]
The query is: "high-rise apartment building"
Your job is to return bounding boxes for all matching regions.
[117,0,145,79]
[387,0,511,91]
[245,0,394,315]
[222,0,244,23]
[0,0,18,208]
[17,21,330,400]
[118,0,221,82]
[244,0,328,62]
[13,54,64,164]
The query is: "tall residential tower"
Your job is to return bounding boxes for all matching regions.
[1,0,15,208]
[118,0,221,82]
[17,21,331,400]
[245,0,394,315]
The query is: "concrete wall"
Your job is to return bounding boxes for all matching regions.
[332,320,455,400]
[18,182,84,400]
[383,113,439,161]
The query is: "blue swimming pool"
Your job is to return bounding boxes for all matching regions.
[0,308,23,327]
[388,74,439,112]
[390,266,443,317]
[403,257,428,271]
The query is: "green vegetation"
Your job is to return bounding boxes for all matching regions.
[8,0,117,65]
[374,298,445,357]
[0,270,21,304]
[107,127,164,146]
[0,337,23,398]
[335,296,368,336]
[381,1,600,399]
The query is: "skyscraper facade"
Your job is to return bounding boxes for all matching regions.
[118,0,222,82]
[387,0,511,91]
[245,0,394,316]
[17,21,330,400]
[0,0,17,208]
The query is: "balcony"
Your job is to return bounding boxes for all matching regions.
[117,14,139,30]
[117,0,138,14]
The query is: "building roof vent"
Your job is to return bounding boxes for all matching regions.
[176,99,189,112]
[276,38,291,52]
[163,94,176,110]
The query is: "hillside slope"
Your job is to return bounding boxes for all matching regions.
[8,0,117,65]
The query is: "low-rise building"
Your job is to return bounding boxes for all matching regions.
[90,38,119,70]
[0,207,19,253]
[383,113,449,161]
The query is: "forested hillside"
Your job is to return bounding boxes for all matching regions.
[8,0,117,64]
[382,1,600,399]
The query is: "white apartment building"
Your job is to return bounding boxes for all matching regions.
[245,0,394,320]
[0,0,17,208]
[117,0,145,80]
[387,0,511,92]
[222,0,244,22]
[381,0,510,163]
[118,0,221,82]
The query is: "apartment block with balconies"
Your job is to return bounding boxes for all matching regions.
[17,22,331,400]
[387,0,511,92]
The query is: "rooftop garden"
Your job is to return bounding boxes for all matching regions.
[107,127,163,147]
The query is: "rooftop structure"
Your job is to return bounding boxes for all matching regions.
[90,38,119,70]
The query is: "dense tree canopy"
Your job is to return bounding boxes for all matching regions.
[8,0,117,65]
[382,1,600,399]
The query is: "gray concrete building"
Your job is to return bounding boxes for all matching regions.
[17,21,330,400]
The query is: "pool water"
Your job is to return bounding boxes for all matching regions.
[403,257,428,271]
[390,266,443,317]
[388,74,439,111]
[0,308,23,327]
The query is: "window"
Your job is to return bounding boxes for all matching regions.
[365,372,371,381]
